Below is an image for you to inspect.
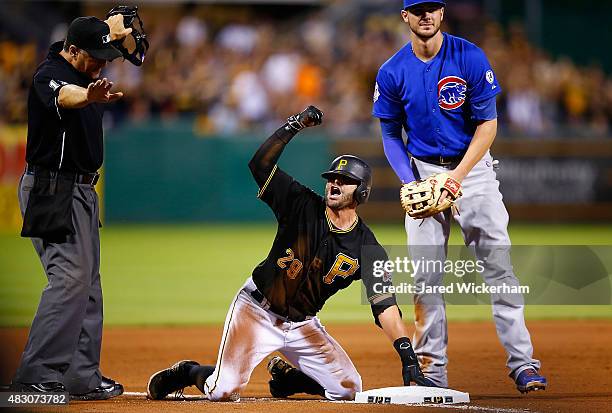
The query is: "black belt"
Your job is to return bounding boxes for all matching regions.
[250,289,267,306]
[26,165,99,186]
[248,288,310,323]
[412,154,464,166]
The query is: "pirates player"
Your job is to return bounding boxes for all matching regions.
[146,106,435,401]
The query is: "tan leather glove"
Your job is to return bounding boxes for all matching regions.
[400,173,462,219]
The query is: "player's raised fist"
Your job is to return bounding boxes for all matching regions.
[287,105,324,131]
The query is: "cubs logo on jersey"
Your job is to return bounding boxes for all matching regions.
[438,76,467,110]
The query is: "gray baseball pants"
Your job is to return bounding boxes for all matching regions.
[13,173,103,394]
[406,151,541,387]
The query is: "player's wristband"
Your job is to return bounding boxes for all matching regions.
[286,113,307,132]
[393,337,418,366]
[277,124,298,144]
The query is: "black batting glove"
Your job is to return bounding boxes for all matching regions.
[394,337,438,387]
[286,106,323,132]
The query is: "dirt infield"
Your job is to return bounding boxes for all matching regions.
[1,320,611,413]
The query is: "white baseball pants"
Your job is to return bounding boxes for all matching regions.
[202,278,362,401]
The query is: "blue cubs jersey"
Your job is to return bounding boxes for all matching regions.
[372,32,501,157]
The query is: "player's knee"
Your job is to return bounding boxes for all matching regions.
[205,374,246,401]
[325,374,362,401]
[207,390,241,402]
[207,384,243,402]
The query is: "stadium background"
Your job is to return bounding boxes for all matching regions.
[0,2,611,410]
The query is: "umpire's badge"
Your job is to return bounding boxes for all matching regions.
[49,80,60,91]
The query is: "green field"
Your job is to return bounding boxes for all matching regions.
[1,223,611,327]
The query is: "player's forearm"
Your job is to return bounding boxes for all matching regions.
[248,124,297,187]
[380,119,415,183]
[452,118,497,182]
[378,305,410,341]
[57,84,90,109]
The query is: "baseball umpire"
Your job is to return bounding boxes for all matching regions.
[10,10,144,400]
[372,0,547,393]
[146,106,436,402]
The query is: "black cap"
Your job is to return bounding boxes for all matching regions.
[65,16,122,61]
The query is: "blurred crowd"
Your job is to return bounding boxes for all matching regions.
[1,5,611,138]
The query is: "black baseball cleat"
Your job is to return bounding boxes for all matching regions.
[267,356,296,398]
[10,381,67,393]
[147,360,200,400]
[268,378,294,398]
[267,356,294,380]
[70,376,124,401]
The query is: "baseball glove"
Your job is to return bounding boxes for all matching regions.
[400,173,462,219]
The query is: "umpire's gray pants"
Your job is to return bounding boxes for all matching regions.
[13,173,103,394]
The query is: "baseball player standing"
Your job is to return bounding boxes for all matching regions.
[146,106,435,402]
[372,0,547,393]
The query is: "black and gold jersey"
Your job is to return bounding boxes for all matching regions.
[252,165,396,323]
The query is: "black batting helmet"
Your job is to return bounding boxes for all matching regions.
[321,155,372,204]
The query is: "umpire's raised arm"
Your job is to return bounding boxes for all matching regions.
[248,106,323,219]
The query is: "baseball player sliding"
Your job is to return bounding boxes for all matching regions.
[373,0,547,393]
[146,106,435,402]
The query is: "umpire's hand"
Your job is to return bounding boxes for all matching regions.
[87,78,124,104]
[105,14,132,41]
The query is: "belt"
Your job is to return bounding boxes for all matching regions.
[244,282,312,323]
[249,288,271,310]
[412,154,464,166]
[26,165,99,186]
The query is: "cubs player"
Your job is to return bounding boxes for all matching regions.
[146,106,435,402]
[372,0,547,393]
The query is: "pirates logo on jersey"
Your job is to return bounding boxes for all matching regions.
[323,253,359,284]
[438,76,467,110]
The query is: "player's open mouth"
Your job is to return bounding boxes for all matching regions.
[331,186,341,196]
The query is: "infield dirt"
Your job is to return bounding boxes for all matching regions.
[1,320,610,413]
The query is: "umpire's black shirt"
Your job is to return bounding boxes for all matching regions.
[26,41,104,173]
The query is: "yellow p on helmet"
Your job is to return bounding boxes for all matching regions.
[321,155,372,204]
